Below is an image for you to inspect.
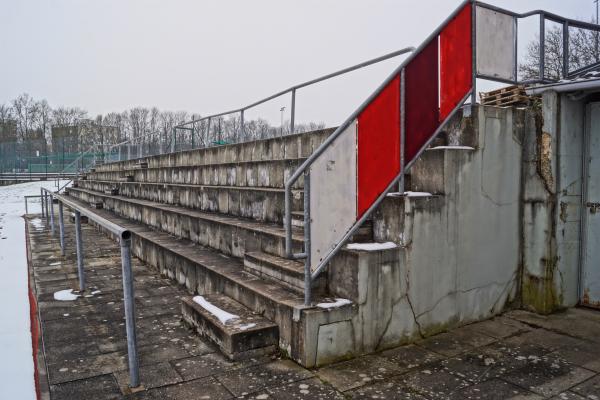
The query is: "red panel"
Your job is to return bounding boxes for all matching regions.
[405,38,440,162]
[357,75,401,218]
[439,3,472,121]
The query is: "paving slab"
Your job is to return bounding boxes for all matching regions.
[316,354,403,392]
[215,359,313,397]
[27,213,600,399]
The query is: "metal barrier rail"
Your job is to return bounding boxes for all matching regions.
[475,1,600,84]
[96,48,415,159]
[39,188,140,388]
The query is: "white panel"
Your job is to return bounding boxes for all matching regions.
[476,6,516,81]
[310,121,357,269]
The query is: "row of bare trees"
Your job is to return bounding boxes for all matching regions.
[0,94,325,154]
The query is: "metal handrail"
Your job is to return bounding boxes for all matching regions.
[475,1,600,83]
[284,0,472,288]
[39,188,140,388]
[169,47,415,147]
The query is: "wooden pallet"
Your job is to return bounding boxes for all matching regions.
[479,85,531,107]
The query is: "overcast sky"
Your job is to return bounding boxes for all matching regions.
[0,0,597,126]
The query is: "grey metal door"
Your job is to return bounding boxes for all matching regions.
[582,102,600,308]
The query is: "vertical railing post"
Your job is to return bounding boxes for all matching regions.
[40,188,45,218]
[58,202,65,256]
[74,210,85,292]
[540,14,546,80]
[25,197,29,215]
[207,118,212,146]
[563,21,570,78]
[303,171,311,306]
[290,88,296,135]
[171,128,176,153]
[49,194,55,235]
[120,232,140,388]
[471,0,477,105]
[191,126,195,149]
[44,191,49,219]
[284,183,292,258]
[240,110,245,141]
[399,68,406,194]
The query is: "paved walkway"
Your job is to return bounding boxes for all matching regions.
[27,214,600,399]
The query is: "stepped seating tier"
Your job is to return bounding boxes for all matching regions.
[86,158,307,190]
[60,194,355,365]
[76,179,302,224]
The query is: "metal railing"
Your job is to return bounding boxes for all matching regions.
[38,188,140,388]
[476,1,600,84]
[92,48,415,162]
[283,1,472,306]
[283,0,600,307]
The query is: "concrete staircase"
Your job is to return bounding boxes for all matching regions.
[66,128,371,366]
[64,106,521,367]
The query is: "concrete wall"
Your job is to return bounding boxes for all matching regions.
[322,106,525,360]
[521,91,586,313]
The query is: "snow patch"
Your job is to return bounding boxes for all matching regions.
[316,298,352,309]
[387,191,433,198]
[237,323,256,331]
[429,146,475,150]
[192,296,239,324]
[346,242,397,251]
[30,218,44,230]
[53,289,80,301]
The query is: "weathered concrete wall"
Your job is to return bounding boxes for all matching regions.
[522,92,585,313]
[324,106,525,358]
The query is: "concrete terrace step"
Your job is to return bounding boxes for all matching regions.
[76,179,303,224]
[411,145,477,195]
[57,195,355,365]
[243,251,326,295]
[94,128,334,173]
[181,294,279,360]
[66,186,306,258]
[86,158,307,190]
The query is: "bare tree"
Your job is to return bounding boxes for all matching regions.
[520,21,600,81]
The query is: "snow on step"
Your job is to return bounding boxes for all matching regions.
[346,242,397,251]
[53,289,80,301]
[387,191,434,198]
[316,298,352,309]
[429,145,475,150]
[182,294,279,360]
[193,295,239,324]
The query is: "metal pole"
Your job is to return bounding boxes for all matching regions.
[240,110,245,141]
[290,89,296,134]
[40,188,45,218]
[120,233,140,388]
[25,197,28,215]
[58,202,65,256]
[303,172,311,306]
[49,194,55,235]
[207,117,212,146]
[471,0,477,105]
[45,191,49,219]
[171,128,176,153]
[74,210,85,291]
[399,68,406,194]
[540,14,546,80]
[563,21,570,78]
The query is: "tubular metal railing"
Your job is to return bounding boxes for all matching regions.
[284,0,600,307]
[38,188,140,388]
[475,1,600,84]
[97,48,415,161]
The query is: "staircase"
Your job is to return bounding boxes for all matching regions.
[65,128,387,366]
